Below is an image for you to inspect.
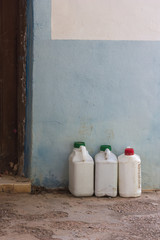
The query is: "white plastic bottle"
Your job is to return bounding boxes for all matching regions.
[95,145,118,197]
[118,147,141,197]
[69,142,94,197]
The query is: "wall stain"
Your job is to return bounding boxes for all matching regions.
[78,123,93,137]
[105,129,114,142]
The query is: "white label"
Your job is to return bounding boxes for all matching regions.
[51,0,160,40]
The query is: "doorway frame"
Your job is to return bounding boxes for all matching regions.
[17,0,27,175]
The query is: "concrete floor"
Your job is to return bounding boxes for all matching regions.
[0,191,159,240]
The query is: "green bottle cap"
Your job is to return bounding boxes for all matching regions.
[100,145,112,151]
[74,142,85,148]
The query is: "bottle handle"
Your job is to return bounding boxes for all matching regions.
[80,145,87,161]
[105,148,110,160]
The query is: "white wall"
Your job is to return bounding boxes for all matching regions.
[51,0,160,40]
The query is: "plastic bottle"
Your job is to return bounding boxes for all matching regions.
[95,145,118,197]
[69,142,94,197]
[118,147,141,197]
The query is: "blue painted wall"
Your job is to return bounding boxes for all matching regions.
[25,0,33,178]
[26,0,160,189]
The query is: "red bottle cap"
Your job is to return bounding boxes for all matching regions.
[125,147,134,155]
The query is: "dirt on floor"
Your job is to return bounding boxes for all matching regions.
[0,190,159,240]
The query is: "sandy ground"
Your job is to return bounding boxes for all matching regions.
[0,191,159,240]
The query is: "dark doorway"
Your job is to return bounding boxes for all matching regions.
[0,0,26,175]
